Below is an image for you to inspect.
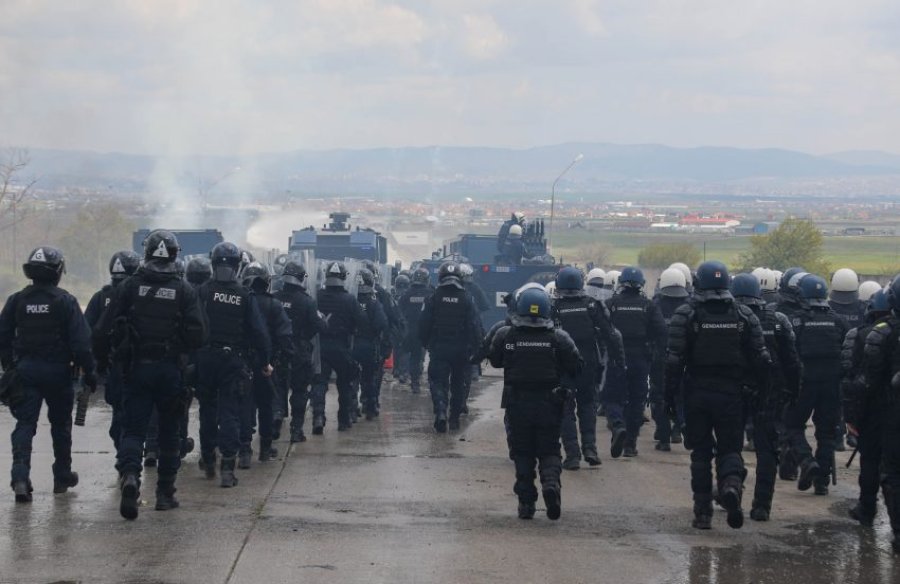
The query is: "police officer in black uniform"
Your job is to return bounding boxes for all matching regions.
[419,261,482,432]
[772,266,807,481]
[273,259,327,443]
[785,274,849,496]
[94,231,206,519]
[85,250,140,450]
[362,260,404,412]
[239,263,293,465]
[489,286,582,520]
[196,242,272,488]
[398,267,433,394]
[391,273,412,383]
[666,261,771,530]
[605,266,667,457]
[650,267,691,451]
[354,269,388,419]
[861,275,900,553]
[829,268,866,327]
[842,287,891,526]
[731,274,802,521]
[185,257,213,287]
[552,266,624,469]
[0,247,96,503]
[310,261,366,433]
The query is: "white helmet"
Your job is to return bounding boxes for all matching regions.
[660,267,687,289]
[605,270,621,290]
[831,268,859,292]
[459,263,474,278]
[509,224,523,238]
[772,270,783,287]
[515,282,545,301]
[859,280,883,302]
[759,268,778,292]
[751,267,767,285]
[513,211,525,224]
[586,267,605,285]
[544,281,557,298]
[668,262,693,287]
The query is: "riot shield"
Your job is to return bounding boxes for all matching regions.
[343,258,363,299]
[377,262,392,293]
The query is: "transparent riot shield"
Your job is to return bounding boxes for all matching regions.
[377,262,393,293]
[343,258,363,299]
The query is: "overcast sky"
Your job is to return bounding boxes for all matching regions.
[2,0,900,156]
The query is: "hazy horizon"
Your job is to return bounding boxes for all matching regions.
[3,1,900,157]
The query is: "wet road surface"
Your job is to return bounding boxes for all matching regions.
[0,371,897,584]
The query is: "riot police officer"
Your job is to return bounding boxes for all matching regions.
[829,268,866,327]
[310,261,366,433]
[391,273,412,382]
[85,250,140,450]
[497,211,525,253]
[419,261,482,432]
[861,275,900,553]
[0,247,96,503]
[488,287,583,520]
[196,242,272,488]
[362,260,404,413]
[398,267,433,393]
[552,266,624,469]
[666,261,771,530]
[785,274,849,496]
[94,231,206,519]
[354,269,388,419]
[502,225,532,266]
[273,259,327,442]
[842,287,891,526]
[731,274,802,521]
[185,257,213,287]
[650,267,691,451]
[239,263,293,465]
[605,266,667,457]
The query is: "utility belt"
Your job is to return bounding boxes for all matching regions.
[135,342,179,363]
[207,343,247,360]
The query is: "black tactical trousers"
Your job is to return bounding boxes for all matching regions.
[560,364,597,459]
[197,349,248,460]
[427,346,468,418]
[856,406,882,514]
[311,343,358,424]
[684,385,745,499]
[785,374,840,482]
[881,399,900,538]
[750,405,780,509]
[507,392,564,504]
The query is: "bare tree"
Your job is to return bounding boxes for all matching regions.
[0,148,38,231]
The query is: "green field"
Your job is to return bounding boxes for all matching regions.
[552,230,900,276]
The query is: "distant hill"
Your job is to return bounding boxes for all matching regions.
[16,142,900,196]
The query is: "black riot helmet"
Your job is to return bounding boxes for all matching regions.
[394,274,410,293]
[174,258,186,278]
[779,267,805,293]
[143,230,180,264]
[109,250,140,283]
[730,273,762,303]
[362,260,380,278]
[889,275,900,313]
[282,259,308,287]
[23,246,66,284]
[438,261,460,283]
[238,249,255,278]
[241,262,271,292]
[186,257,212,285]
[324,261,348,286]
[358,268,375,295]
[618,266,645,289]
[411,267,430,286]
[695,261,730,291]
[209,242,243,282]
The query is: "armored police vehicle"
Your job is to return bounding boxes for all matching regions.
[288,212,388,264]
[420,219,558,329]
[132,229,224,258]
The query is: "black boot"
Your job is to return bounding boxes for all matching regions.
[258,441,277,462]
[623,439,638,458]
[143,450,158,468]
[119,473,141,520]
[719,476,744,529]
[562,455,581,471]
[750,498,771,522]
[272,416,284,441]
[434,410,448,433]
[655,441,671,452]
[312,414,325,435]
[692,494,713,530]
[610,427,627,459]
[12,480,33,503]
[220,457,238,488]
[582,446,602,467]
[814,479,829,496]
[671,426,683,444]
[542,487,561,520]
[53,471,79,494]
[155,480,179,511]
[797,458,821,492]
[518,501,536,520]
[290,425,306,443]
[238,449,252,470]
[180,437,195,459]
[849,502,876,527]
[199,452,217,479]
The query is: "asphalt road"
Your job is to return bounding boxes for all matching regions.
[0,372,897,584]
